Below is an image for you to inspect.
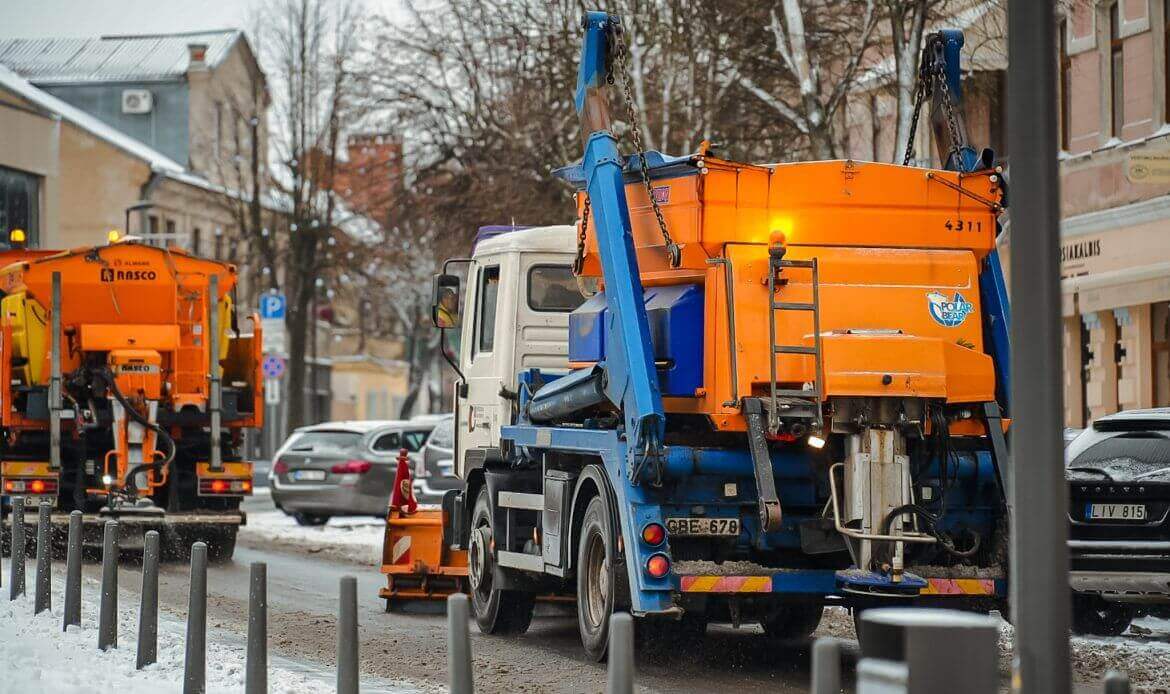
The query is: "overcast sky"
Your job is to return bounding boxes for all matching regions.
[0,0,401,38]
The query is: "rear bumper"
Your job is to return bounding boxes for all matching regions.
[3,511,243,552]
[1070,570,1170,601]
[270,478,386,516]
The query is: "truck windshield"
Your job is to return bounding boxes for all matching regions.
[528,265,585,312]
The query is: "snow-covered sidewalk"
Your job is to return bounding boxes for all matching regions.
[238,510,385,566]
[0,563,415,693]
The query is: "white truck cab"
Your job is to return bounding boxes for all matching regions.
[441,225,581,478]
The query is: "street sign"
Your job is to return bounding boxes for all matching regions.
[262,355,286,379]
[264,378,281,405]
[261,319,286,354]
[260,293,287,319]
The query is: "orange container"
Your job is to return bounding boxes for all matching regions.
[575,152,1004,431]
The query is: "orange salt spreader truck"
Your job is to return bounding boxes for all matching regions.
[0,234,262,560]
[383,17,1014,660]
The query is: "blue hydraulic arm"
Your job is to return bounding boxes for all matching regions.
[925,29,1012,412]
[574,12,666,467]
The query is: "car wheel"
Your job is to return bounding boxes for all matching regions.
[1072,595,1134,636]
[293,512,330,527]
[468,487,535,635]
[577,495,620,661]
[761,603,824,640]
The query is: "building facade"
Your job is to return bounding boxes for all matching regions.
[1057,0,1170,426]
[0,30,268,254]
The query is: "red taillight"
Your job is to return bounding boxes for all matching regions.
[198,477,251,495]
[641,523,666,546]
[331,460,371,474]
[3,478,57,495]
[646,554,671,579]
[273,460,289,474]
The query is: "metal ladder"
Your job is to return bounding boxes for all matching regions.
[767,255,825,435]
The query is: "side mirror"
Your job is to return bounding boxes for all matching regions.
[431,273,462,329]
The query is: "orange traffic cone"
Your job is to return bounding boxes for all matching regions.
[389,447,418,515]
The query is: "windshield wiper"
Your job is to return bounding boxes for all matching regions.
[1068,466,1116,481]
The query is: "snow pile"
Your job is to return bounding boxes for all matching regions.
[0,579,333,693]
[239,510,385,565]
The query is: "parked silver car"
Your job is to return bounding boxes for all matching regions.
[413,413,459,505]
[269,420,433,525]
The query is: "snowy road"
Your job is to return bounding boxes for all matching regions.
[3,492,1162,693]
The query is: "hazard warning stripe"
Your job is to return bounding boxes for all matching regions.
[392,535,411,564]
[920,578,997,595]
[679,575,772,593]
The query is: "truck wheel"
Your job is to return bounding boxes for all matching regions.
[1072,596,1133,636]
[577,495,617,662]
[468,487,534,635]
[761,603,824,640]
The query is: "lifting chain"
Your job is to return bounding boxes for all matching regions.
[901,38,966,170]
[574,195,591,275]
[608,22,681,268]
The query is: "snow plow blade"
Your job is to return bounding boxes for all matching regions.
[379,507,468,607]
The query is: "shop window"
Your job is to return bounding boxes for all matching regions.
[1080,319,1093,424]
[0,165,39,246]
[1155,302,1170,407]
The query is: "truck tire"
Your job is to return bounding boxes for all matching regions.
[761,603,824,640]
[469,487,534,635]
[577,495,617,661]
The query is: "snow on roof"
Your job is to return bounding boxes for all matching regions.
[473,225,575,257]
[0,62,185,174]
[0,29,241,84]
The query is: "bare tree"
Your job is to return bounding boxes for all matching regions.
[254,0,369,428]
[729,0,879,159]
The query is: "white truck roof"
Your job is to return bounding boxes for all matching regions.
[474,225,575,257]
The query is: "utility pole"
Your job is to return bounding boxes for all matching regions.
[1007,1,1070,692]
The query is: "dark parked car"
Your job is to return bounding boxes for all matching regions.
[413,413,459,505]
[269,420,433,525]
[1067,408,1170,635]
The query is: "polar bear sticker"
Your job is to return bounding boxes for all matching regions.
[926,290,974,328]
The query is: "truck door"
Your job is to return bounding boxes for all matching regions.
[456,258,512,476]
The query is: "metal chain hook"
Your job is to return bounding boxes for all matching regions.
[610,21,681,268]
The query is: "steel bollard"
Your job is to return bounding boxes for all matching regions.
[1104,670,1131,694]
[245,562,268,694]
[447,593,473,694]
[184,542,208,694]
[63,511,82,630]
[137,530,160,669]
[811,637,842,694]
[606,613,634,694]
[338,575,359,694]
[98,520,119,650]
[34,502,52,613]
[9,497,25,600]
